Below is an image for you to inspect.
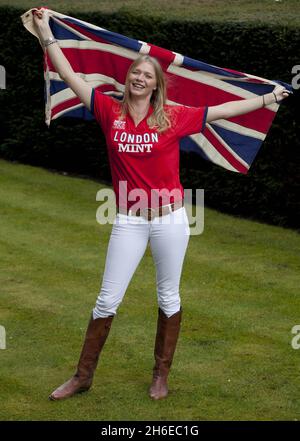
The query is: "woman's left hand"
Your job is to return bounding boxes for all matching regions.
[273,84,292,103]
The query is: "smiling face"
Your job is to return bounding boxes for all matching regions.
[127,61,157,100]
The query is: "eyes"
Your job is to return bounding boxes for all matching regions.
[132,70,153,79]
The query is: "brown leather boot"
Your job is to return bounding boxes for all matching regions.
[49,313,114,401]
[149,308,182,400]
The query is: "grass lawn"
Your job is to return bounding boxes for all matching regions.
[1,0,300,26]
[0,158,300,421]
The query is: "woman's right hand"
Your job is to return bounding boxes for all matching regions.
[32,7,51,38]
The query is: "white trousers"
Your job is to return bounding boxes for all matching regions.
[93,207,190,319]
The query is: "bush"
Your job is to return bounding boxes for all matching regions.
[1,6,299,228]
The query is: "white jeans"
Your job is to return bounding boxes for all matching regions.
[93,207,190,319]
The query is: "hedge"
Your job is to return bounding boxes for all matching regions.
[0,6,299,228]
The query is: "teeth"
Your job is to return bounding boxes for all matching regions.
[133,83,144,88]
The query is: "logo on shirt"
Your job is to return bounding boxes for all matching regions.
[113,119,126,130]
[113,131,159,153]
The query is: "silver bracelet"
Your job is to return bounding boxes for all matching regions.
[272,91,278,104]
[43,37,58,47]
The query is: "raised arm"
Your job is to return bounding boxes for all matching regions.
[206,85,291,123]
[32,8,93,111]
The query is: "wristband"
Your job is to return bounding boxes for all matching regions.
[43,37,57,47]
[272,91,278,104]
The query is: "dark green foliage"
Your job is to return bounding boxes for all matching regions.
[0,6,299,228]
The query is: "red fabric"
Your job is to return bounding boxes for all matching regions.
[93,91,207,209]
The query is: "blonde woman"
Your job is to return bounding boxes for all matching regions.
[33,8,290,401]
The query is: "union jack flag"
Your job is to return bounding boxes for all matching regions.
[21,8,291,174]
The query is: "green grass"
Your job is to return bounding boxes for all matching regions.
[2,0,300,26]
[0,158,300,421]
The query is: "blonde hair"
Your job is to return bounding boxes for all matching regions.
[120,55,171,133]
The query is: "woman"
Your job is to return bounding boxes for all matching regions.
[32,8,290,401]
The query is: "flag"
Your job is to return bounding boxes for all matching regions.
[21,8,291,174]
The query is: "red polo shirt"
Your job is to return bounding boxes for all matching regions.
[91,90,207,209]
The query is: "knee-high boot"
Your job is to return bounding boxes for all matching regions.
[149,308,182,400]
[49,313,114,400]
